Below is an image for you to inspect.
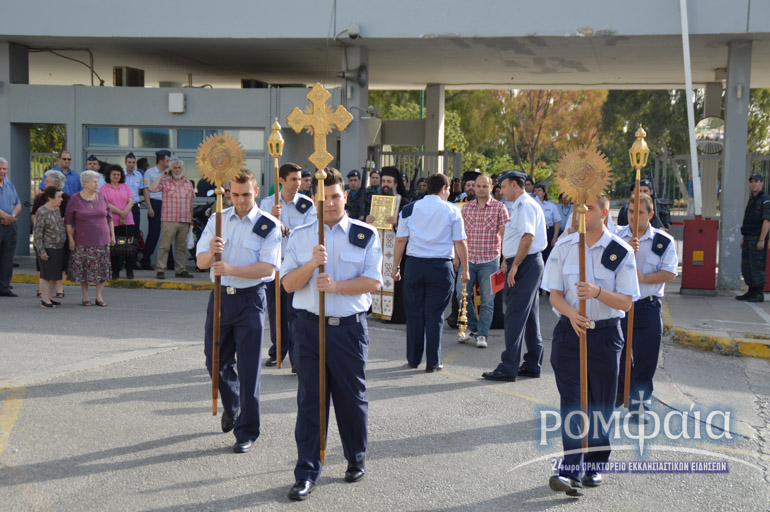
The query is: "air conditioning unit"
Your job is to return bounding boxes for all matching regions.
[113,66,145,87]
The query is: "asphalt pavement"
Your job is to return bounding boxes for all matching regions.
[0,283,768,511]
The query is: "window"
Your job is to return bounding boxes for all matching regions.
[88,127,129,147]
[133,128,171,148]
[177,129,218,150]
[222,129,264,151]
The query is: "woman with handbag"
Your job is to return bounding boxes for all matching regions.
[65,170,115,307]
[34,186,67,308]
[101,164,137,279]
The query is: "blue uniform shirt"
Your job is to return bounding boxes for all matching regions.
[40,167,82,196]
[541,227,640,321]
[502,193,547,258]
[282,215,383,317]
[196,205,281,288]
[260,192,317,251]
[396,194,466,259]
[616,224,678,299]
[0,179,20,215]
[123,168,144,202]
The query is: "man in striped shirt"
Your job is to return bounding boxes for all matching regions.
[457,175,509,348]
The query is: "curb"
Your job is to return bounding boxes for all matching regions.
[661,299,770,361]
[11,272,214,292]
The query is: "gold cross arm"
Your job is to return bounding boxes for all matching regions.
[286,83,354,170]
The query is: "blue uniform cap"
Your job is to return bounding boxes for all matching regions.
[86,154,98,161]
[498,170,528,183]
[155,150,171,158]
[301,169,311,178]
[631,178,655,191]
[748,173,764,182]
[347,170,361,179]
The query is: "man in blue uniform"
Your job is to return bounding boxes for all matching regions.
[282,168,382,500]
[482,170,547,381]
[392,173,469,372]
[615,193,678,420]
[541,194,639,496]
[196,169,281,453]
[737,173,770,302]
[345,169,366,220]
[260,162,317,368]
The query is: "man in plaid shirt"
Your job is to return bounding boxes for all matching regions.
[457,175,509,348]
[149,158,195,279]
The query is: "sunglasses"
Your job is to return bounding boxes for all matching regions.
[61,158,72,161]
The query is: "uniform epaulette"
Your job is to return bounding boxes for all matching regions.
[296,195,313,214]
[651,231,673,257]
[348,221,376,248]
[253,215,277,238]
[400,202,415,219]
[601,240,628,271]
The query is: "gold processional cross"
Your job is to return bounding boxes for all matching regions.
[286,83,354,170]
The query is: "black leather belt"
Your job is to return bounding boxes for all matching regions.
[297,310,365,326]
[220,284,264,295]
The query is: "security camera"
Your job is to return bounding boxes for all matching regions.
[347,22,361,39]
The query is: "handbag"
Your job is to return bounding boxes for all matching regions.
[111,235,138,258]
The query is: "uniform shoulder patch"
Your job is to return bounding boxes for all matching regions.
[253,215,276,238]
[400,202,415,219]
[651,231,671,257]
[295,195,313,214]
[601,240,628,271]
[349,222,375,248]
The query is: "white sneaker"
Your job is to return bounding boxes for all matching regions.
[458,332,473,344]
[475,336,488,348]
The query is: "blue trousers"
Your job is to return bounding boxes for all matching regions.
[550,317,622,479]
[497,253,544,376]
[265,279,295,362]
[455,259,499,338]
[403,257,455,367]
[204,285,266,443]
[293,311,369,483]
[142,198,172,268]
[0,223,17,293]
[619,296,663,411]
[131,204,141,234]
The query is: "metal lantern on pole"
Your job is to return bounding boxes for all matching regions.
[267,118,285,368]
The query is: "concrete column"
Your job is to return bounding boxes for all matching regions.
[424,84,445,173]
[339,47,368,175]
[0,43,31,255]
[718,40,752,290]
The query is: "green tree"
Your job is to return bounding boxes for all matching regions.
[30,124,66,153]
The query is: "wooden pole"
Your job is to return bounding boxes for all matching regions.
[315,169,328,465]
[212,187,223,415]
[577,204,588,453]
[624,166,642,408]
[274,156,282,369]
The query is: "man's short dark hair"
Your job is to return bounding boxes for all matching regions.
[233,168,257,187]
[311,167,344,194]
[279,163,302,180]
[106,164,125,183]
[426,173,450,195]
[58,150,71,158]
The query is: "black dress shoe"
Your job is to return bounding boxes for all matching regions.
[517,368,541,378]
[126,270,134,279]
[233,440,252,453]
[221,411,236,433]
[549,474,584,496]
[425,364,443,373]
[265,357,277,367]
[581,472,602,487]
[408,363,418,369]
[288,480,315,500]
[481,369,516,382]
[0,291,18,297]
[344,459,365,482]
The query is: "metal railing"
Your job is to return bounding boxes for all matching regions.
[30,152,59,201]
[374,150,463,181]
